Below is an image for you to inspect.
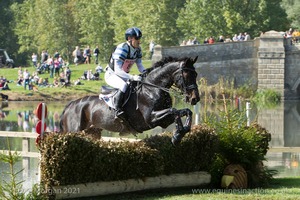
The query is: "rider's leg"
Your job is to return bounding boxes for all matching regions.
[114,89,125,117]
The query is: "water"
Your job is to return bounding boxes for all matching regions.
[0,100,299,193]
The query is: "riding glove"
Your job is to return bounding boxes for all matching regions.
[131,75,142,82]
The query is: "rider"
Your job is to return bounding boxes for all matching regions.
[105,27,145,118]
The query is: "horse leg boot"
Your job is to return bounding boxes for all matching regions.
[114,90,125,119]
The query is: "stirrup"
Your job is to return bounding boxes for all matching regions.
[115,109,125,119]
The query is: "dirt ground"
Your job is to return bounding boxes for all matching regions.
[2,91,83,102]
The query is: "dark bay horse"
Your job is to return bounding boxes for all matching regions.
[60,56,200,145]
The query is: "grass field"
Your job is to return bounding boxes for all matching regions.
[0,60,152,100]
[77,177,300,200]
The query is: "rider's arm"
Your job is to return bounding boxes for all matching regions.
[114,59,133,79]
[135,47,145,73]
[136,58,145,73]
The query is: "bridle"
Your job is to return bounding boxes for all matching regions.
[174,61,198,94]
[137,61,198,95]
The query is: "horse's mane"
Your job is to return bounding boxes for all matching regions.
[146,57,189,74]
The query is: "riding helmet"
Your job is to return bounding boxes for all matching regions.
[125,27,142,40]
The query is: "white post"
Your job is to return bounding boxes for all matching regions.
[194,103,200,125]
[41,103,45,139]
[246,102,250,127]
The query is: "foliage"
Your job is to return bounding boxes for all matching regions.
[282,0,300,29]
[39,128,218,190]
[199,77,256,104]
[177,0,290,42]
[252,89,281,108]
[0,0,293,66]
[0,139,46,200]
[143,126,218,174]
[205,97,274,187]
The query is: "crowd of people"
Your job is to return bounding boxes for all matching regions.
[15,65,74,90]
[72,45,100,65]
[181,32,251,46]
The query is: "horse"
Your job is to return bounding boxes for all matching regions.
[60,56,200,145]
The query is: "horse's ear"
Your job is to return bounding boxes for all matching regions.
[192,56,198,64]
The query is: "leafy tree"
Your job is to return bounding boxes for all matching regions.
[71,0,114,62]
[177,0,290,43]
[110,0,185,58]
[0,0,21,64]
[282,0,300,29]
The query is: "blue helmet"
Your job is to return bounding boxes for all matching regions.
[125,27,142,40]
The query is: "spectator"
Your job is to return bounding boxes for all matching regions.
[74,78,82,85]
[186,39,193,45]
[95,65,103,73]
[72,46,82,65]
[203,38,209,44]
[32,53,38,68]
[232,34,238,42]
[54,50,60,59]
[59,71,66,86]
[180,40,187,46]
[17,75,23,86]
[53,77,59,87]
[93,45,100,64]
[237,33,245,41]
[244,32,251,41]
[53,58,60,77]
[192,37,199,45]
[218,35,224,43]
[23,69,30,90]
[18,66,23,77]
[94,71,100,81]
[208,36,215,44]
[149,40,155,60]
[0,78,10,90]
[40,50,48,63]
[83,45,91,64]
[65,66,71,84]
[47,56,54,78]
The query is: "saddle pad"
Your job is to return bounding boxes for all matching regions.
[99,93,115,109]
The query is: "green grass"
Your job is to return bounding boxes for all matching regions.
[1,60,153,99]
[83,177,300,200]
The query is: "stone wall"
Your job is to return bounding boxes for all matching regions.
[152,31,300,100]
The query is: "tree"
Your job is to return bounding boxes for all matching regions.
[177,0,290,43]
[71,0,114,62]
[0,0,21,63]
[282,0,300,29]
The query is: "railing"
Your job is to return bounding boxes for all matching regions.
[0,131,40,183]
[0,131,40,158]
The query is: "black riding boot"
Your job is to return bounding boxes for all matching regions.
[114,90,124,118]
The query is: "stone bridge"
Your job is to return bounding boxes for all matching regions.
[152,30,300,100]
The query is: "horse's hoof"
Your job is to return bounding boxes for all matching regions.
[171,136,181,146]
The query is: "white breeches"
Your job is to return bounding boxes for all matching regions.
[104,69,128,93]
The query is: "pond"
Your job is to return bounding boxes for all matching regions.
[0,100,299,192]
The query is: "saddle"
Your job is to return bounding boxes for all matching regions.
[99,84,134,110]
[99,86,118,109]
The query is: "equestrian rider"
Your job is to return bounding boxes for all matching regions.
[105,27,145,118]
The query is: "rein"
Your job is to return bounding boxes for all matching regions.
[137,61,197,96]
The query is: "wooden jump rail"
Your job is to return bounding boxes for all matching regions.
[0,131,40,158]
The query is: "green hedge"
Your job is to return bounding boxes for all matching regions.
[39,125,218,187]
[39,123,271,189]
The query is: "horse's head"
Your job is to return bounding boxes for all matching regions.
[174,57,200,105]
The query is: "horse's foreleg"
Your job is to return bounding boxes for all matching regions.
[149,108,193,146]
[150,108,177,123]
[172,108,193,146]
